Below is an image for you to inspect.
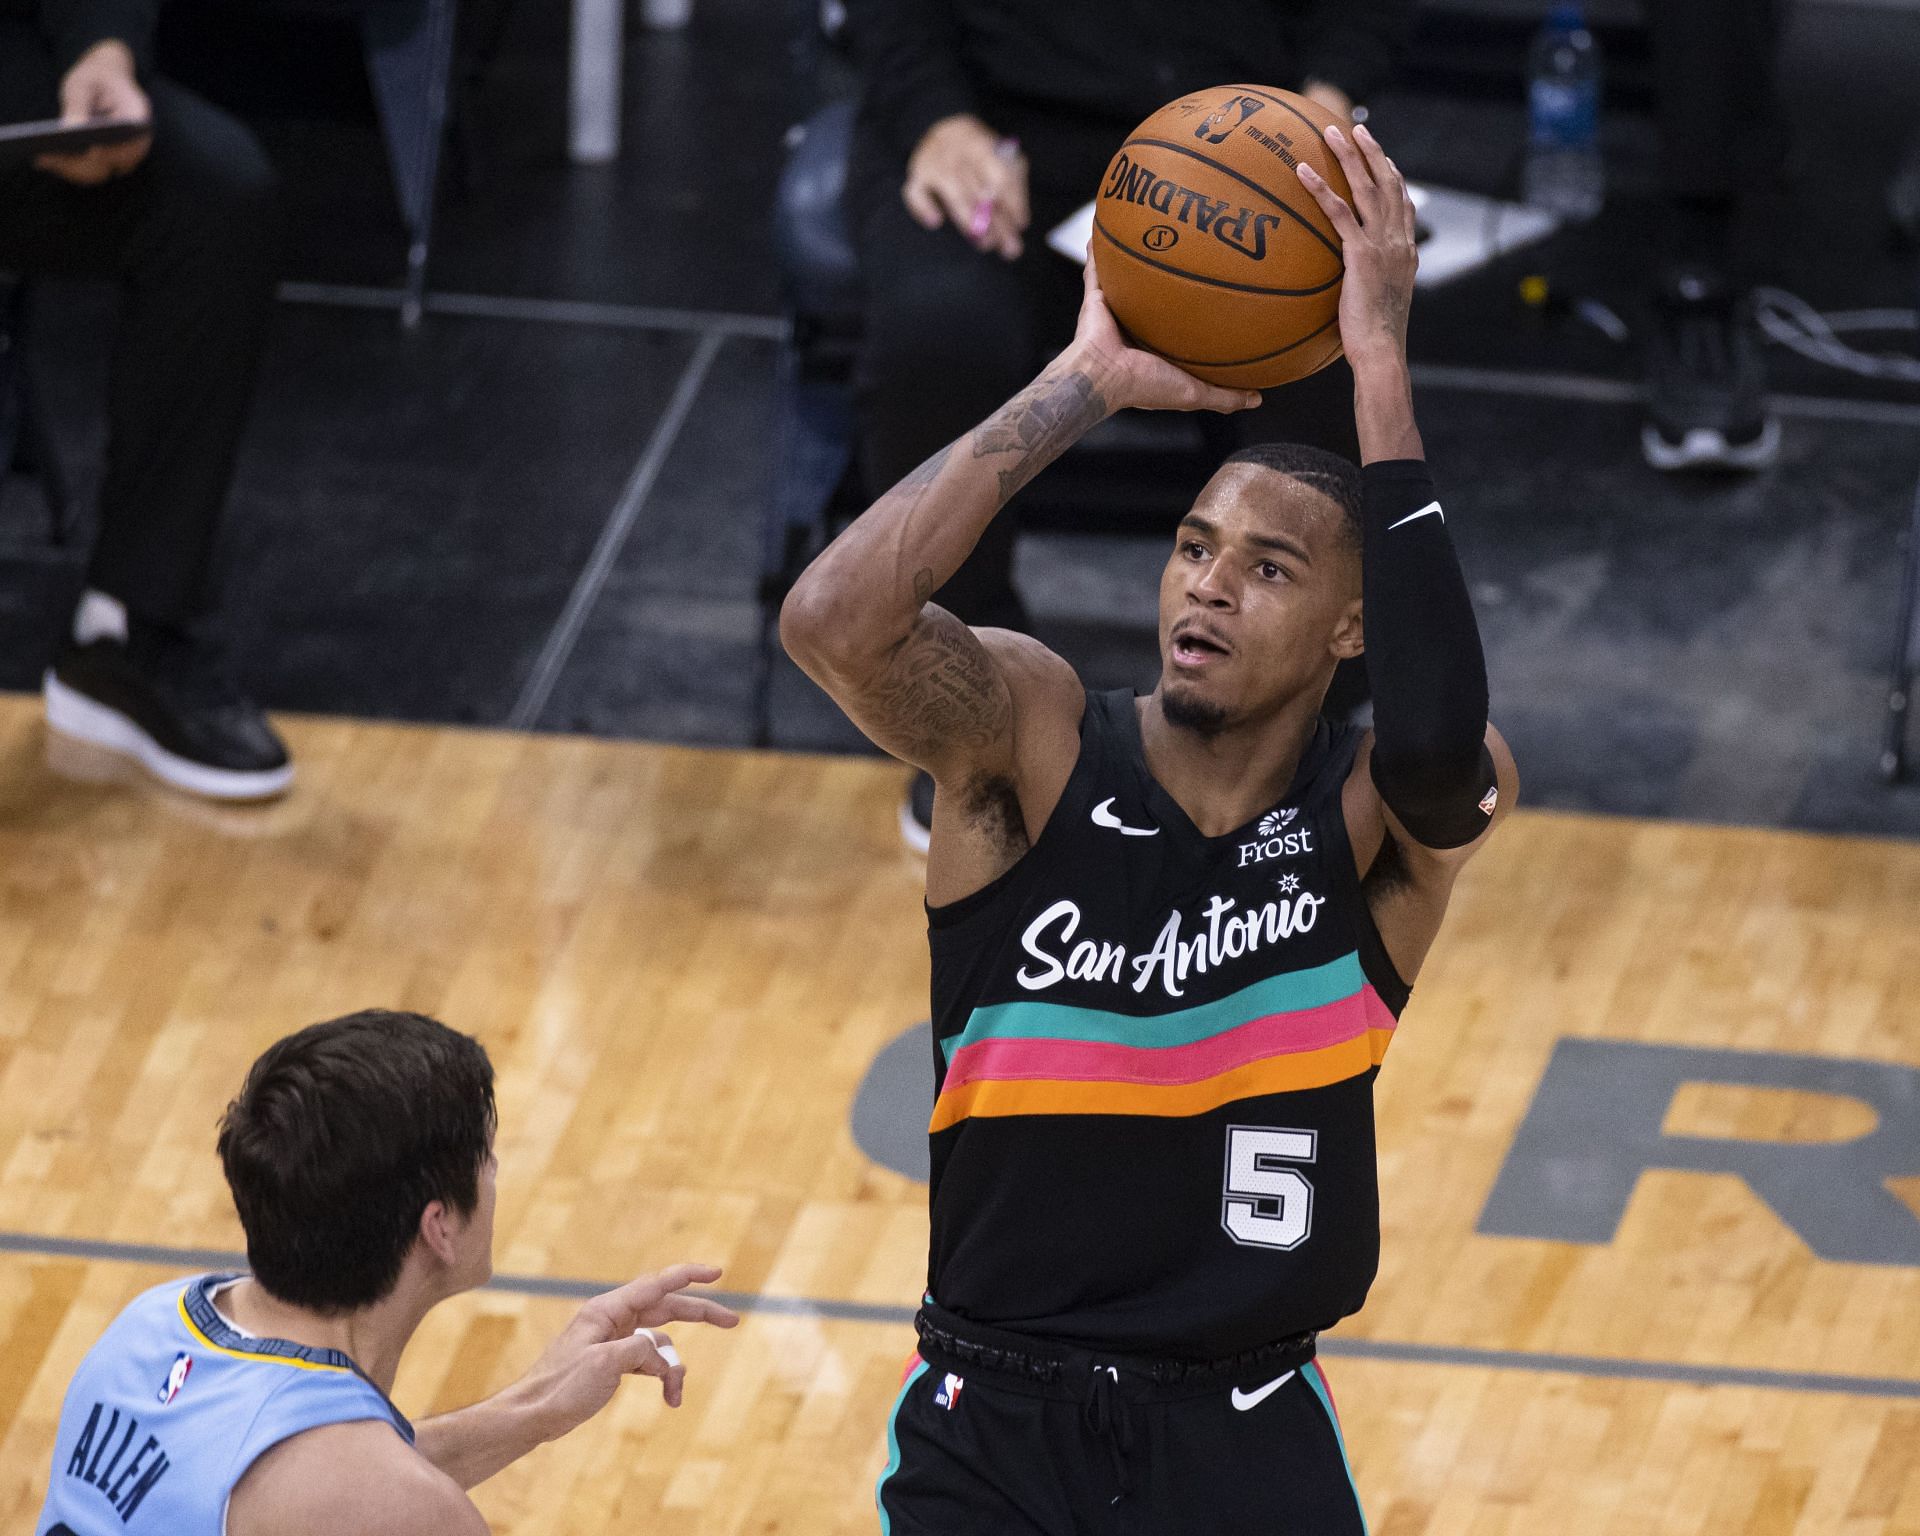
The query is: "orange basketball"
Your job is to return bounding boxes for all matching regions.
[1090,85,1352,389]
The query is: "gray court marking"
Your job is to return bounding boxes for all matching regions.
[277,282,787,341]
[273,282,1920,431]
[505,328,726,729]
[1482,1039,1920,1265]
[7,1227,1920,1398]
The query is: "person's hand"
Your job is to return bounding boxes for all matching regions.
[36,40,151,185]
[1293,123,1417,373]
[1062,259,1260,416]
[1300,79,1354,123]
[903,113,1028,260]
[514,1264,740,1437]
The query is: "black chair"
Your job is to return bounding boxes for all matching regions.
[0,275,75,545]
[748,96,1211,746]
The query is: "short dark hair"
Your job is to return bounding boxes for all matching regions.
[1221,442,1364,551]
[217,1010,496,1313]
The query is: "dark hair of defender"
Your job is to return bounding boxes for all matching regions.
[217,1009,497,1313]
[1219,442,1365,552]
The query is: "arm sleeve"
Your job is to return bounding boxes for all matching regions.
[38,0,159,78]
[1360,458,1499,850]
[844,0,978,163]
[1297,0,1411,105]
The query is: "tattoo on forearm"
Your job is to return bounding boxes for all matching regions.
[864,614,1009,755]
[973,371,1106,502]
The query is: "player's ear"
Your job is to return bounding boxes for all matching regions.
[1330,597,1364,660]
[418,1199,460,1266]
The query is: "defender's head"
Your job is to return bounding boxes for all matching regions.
[217,1010,498,1314]
[1157,443,1365,736]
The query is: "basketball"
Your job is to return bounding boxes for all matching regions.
[1091,84,1354,389]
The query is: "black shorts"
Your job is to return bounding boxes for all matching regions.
[876,1308,1367,1536]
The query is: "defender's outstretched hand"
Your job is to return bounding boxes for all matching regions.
[521,1263,740,1429]
[1295,125,1419,369]
[1070,259,1262,417]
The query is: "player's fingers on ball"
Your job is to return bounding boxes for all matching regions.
[1321,124,1372,198]
[1352,123,1395,186]
[1295,164,1361,241]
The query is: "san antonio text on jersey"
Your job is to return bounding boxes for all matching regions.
[926,691,1410,1360]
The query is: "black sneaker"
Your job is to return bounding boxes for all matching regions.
[899,769,934,854]
[1641,266,1780,472]
[44,624,294,800]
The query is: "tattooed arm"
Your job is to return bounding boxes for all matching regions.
[781,263,1258,883]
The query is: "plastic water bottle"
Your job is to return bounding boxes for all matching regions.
[1522,2,1604,220]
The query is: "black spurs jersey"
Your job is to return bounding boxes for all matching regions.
[924,689,1410,1360]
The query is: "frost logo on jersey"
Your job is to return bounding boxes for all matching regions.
[157,1352,192,1406]
[1238,807,1314,868]
[1017,885,1326,1000]
[934,1372,965,1410]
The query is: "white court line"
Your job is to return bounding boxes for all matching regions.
[277,281,787,341]
[1408,362,1920,429]
[505,330,727,730]
[277,283,1920,430]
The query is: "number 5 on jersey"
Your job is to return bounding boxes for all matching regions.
[1222,1126,1316,1250]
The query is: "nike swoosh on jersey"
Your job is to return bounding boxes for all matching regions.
[1386,500,1444,530]
[1090,797,1159,836]
[1230,1370,1296,1411]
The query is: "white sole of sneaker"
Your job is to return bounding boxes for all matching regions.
[43,672,296,802]
[897,796,931,856]
[1641,417,1782,472]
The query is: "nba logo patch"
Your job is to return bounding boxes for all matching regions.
[933,1372,964,1411]
[1478,785,1499,817]
[158,1351,193,1405]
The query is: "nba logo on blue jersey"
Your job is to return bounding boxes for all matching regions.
[933,1372,964,1410]
[157,1352,192,1406]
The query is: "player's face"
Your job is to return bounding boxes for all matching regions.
[1155,465,1363,728]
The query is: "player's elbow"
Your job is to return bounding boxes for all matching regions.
[779,576,866,679]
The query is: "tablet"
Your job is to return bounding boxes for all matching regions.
[0,118,148,171]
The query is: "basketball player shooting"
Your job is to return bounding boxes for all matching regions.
[782,124,1517,1533]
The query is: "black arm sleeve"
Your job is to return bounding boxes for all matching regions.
[1360,458,1499,850]
[1297,0,1411,105]
[38,0,158,77]
[845,0,978,164]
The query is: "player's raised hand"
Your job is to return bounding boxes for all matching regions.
[517,1263,740,1432]
[1294,124,1418,369]
[1067,258,1262,416]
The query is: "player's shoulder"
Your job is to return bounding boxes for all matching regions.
[226,1418,484,1536]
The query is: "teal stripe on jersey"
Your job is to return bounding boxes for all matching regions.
[875,1359,930,1534]
[1303,1360,1369,1536]
[941,951,1366,1064]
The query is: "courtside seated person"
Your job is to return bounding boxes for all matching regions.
[33,1009,739,1535]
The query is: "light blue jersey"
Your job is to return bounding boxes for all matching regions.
[35,1272,413,1535]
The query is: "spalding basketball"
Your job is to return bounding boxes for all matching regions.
[1091,85,1353,389]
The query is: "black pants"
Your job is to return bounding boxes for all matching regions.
[0,30,279,630]
[849,100,1359,634]
[878,1312,1364,1535]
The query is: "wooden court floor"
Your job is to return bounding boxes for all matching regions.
[0,696,1916,1534]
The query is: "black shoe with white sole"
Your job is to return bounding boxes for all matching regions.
[1642,266,1780,472]
[44,627,293,800]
